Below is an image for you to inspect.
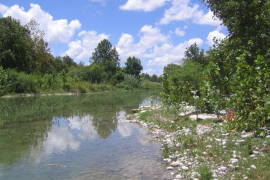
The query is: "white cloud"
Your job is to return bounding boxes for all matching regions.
[160,0,221,26]
[117,24,203,75]
[117,25,168,64]
[64,30,109,63]
[194,10,222,26]
[207,29,226,46]
[0,3,81,43]
[0,4,7,14]
[175,27,185,37]
[120,0,167,12]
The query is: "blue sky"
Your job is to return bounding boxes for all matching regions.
[0,0,227,75]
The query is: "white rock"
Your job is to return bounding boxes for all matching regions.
[171,161,181,167]
[181,165,189,170]
[167,166,174,170]
[230,158,239,164]
[241,132,254,138]
[250,165,256,169]
[190,113,218,120]
[218,166,227,172]
[175,174,183,179]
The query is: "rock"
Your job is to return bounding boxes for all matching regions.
[171,161,181,167]
[181,165,189,170]
[166,166,174,170]
[175,174,183,179]
[250,165,256,169]
[241,132,254,138]
[190,114,218,121]
[196,125,213,135]
[218,166,227,172]
[230,158,239,164]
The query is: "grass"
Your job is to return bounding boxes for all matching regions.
[136,107,270,179]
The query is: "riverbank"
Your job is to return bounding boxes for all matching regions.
[128,105,270,180]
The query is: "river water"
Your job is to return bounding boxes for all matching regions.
[0,91,171,180]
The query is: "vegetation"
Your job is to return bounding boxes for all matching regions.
[162,0,270,133]
[0,17,161,97]
[136,107,270,179]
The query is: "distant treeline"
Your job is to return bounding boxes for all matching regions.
[0,17,161,96]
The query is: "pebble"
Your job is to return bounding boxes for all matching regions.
[181,165,189,170]
[171,161,181,167]
[166,166,174,170]
[230,158,239,164]
[250,165,256,169]
[175,174,183,179]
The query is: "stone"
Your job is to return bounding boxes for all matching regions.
[171,161,181,167]
[175,174,183,179]
[166,166,174,170]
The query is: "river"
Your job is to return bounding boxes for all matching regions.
[0,91,171,180]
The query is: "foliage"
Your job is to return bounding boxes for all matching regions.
[0,66,8,96]
[117,74,141,90]
[162,58,203,112]
[124,56,143,77]
[91,39,119,67]
[162,1,270,132]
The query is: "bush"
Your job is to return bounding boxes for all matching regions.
[0,66,8,96]
[117,74,141,89]
[6,70,38,93]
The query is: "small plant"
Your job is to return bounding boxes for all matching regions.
[197,165,213,180]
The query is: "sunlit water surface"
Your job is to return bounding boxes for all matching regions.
[0,91,171,180]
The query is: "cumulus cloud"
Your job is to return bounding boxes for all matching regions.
[120,0,167,12]
[0,3,81,43]
[117,24,203,75]
[63,30,109,63]
[160,0,221,26]
[207,29,226,46]
[117,25,168,64]
[175,28,185,37]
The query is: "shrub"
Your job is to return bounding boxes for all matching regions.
[0,66,8,96]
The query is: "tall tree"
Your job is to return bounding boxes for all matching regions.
[91,39,120,66]
[184,43,206,65]
[124,56,143,77]
[0,17,35,72]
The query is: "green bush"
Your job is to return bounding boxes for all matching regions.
[117,74,141,89]
[6,70,38,94]
[0,66,8,96]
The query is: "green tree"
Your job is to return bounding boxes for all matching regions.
[0,17,35,72]
[91,39,120,80]
[124,56,143,77]
[91,39,119,66]
[184,43,206,65]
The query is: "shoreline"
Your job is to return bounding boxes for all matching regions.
[128,105,270,180]
[0,89,153,99]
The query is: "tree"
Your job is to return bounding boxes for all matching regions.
[184,43,206,65]
[124,56,143,77]
[91,39,120,66]
[0,17,35,72]
[62,56,77,67]
[91,39,120,79]
[203,0,270,131]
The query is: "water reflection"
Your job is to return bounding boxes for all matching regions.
[0,91,171,180]
[117,111,133,137]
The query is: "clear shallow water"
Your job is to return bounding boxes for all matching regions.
[0,91,171,180]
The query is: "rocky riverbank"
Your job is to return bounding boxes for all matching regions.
[127,105,270,180]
